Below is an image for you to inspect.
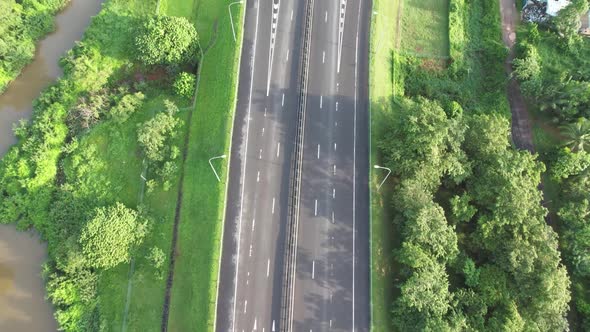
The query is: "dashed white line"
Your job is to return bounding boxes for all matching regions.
[317,144,321,159]
[320,95,323,109]
[334,143,337,151]
[262,127,265,136]
[272,197,276,214]
[336,101,339,112]
[325,10,328,22]
[249,244,253,257]
[272,320,276,331]
[244,300,248,313]
[264,107,267,117]
[332,211,335,223]
[252,218,256,232]
[290,9,293,21]
[259,149,263,159]
[257,171,260,182]
[335,121,338,127]
[267,259,271,277]
[277,142,281,158]
[333,188,336,198]
[333,164,336,175]
[322,51,325,63]
[282,93,285,106]
[312,260,315,279]
[286,49,290,62]
[314,199,318,216]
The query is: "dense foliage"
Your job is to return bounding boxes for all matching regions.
[377,0,573,330]
[0,1,196,329]
[0,0,70,92]
[135,15,198,66]
[512,2,590,327]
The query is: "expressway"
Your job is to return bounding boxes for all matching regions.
[289,0,370,331]
[216,0,370,331]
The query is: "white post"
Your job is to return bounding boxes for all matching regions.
[374,165,391,191]
[209,155,227,182]
[229,1,244,43]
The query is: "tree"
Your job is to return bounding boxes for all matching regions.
[553,0,589,42]
[137,100,182,162]
[110,92,145,124]
[561,118,590,152]
[173,72,196,99]
[79,203,148,270]
[134,15,198,66]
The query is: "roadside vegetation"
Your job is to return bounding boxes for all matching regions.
[371,0,571,330]
[512,0,590,329]
[0,0,243,331]
[0,0,70,92]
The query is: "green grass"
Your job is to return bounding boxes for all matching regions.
[369,0,399,331]
[400,0,450,57]
[90,95,187,332]
[161,0,244,331]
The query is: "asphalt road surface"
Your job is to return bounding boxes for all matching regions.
[216,0,370,330]
[289,0,370,331]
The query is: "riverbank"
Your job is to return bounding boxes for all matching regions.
[0,0,71,93]
[0,0,245,330]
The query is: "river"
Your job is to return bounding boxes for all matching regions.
[0,0,104,330]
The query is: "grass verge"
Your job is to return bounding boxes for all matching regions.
[161,0,245,331]
[369,0,398,331]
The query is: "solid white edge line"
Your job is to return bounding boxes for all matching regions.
[231,1,260,331]
[352,1,362,330]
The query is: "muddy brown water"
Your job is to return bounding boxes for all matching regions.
[0,0,104,330]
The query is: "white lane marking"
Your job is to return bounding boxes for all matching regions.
[249,244,253,257]
[333,164,336,175]
[335,121,338,127]
[276,142,281,158]
[267,0,281,96]
[272,197,276,214]
[312,260,315,279]
[252,218,256,232]
[244,300,248,313]
[282,93,285,106]
[267,259,271,277]
[272,320,276,331]
[320,95,323,109]
[330,320,333,328]
[233,2,260,330]
[336,101,339,112]
[334,143,337,151]
[253,318,257,330]
[325,11,328,22]
[290,9,293,21]
[332,211,335,223]
[352,1,362,328]
[264,107,267,117]
[259,149,263,159]
[257,171,260,182]
[286,49,290,62]
[330,292,333,303]
[322,51,326,63]
[337,0,347,73]
[314,199,318,216]
[333,188,336,198]
[262,127,265,136]
[317,144,320,159]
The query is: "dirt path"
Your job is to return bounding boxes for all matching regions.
[499,0,535,152]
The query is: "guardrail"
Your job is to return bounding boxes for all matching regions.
[280,0,314,331]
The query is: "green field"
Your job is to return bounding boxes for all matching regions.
[369,0,399,331]
[399,0,450,57]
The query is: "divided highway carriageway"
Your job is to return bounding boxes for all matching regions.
[216,0,371,331]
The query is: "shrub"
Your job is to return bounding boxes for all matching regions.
[173,72,196,99]
[134,15,198,66]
